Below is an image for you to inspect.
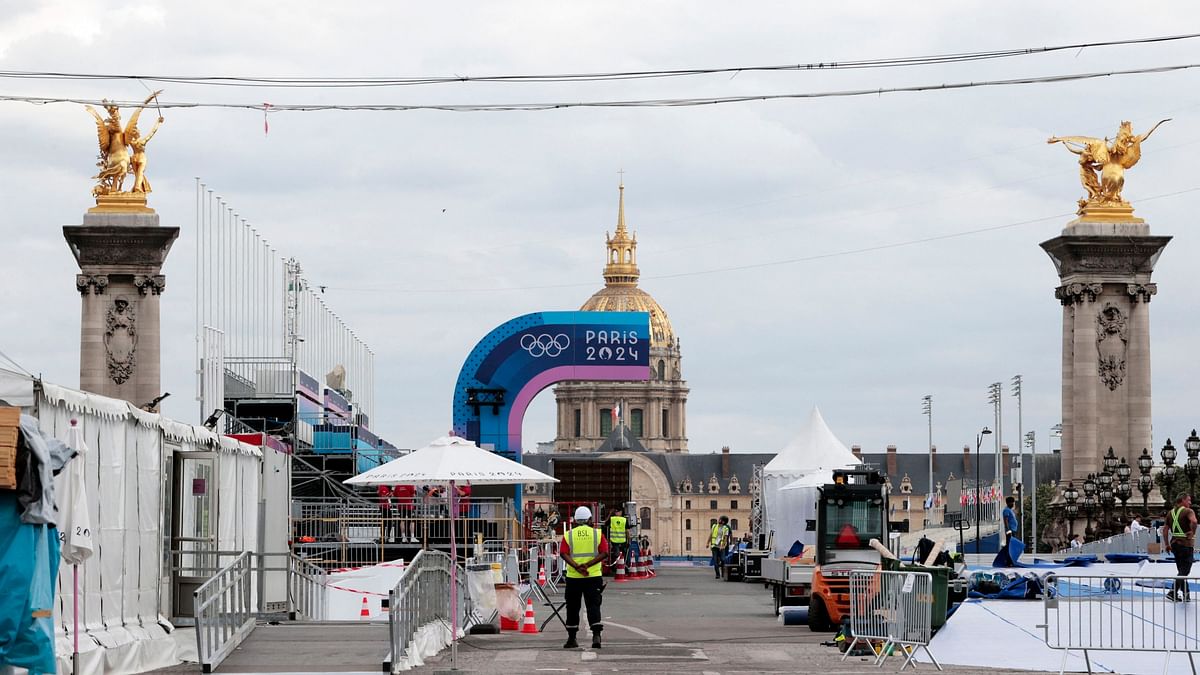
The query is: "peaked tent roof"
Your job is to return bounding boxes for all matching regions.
[764,407,859,476]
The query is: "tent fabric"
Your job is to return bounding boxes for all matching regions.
[763,407,858,475]
[345,436,558,486]
[0,367,35,408]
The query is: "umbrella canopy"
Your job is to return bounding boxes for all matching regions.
[344,435,557,486]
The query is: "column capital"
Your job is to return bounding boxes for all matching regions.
[76,274,109,295]
[1055,282,1103,306]
[134,274,167,296]
[1126,283,1157,303]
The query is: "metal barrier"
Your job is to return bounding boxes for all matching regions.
[194,552,256,673]
[843,570,941,671]
[386,549,471,674]
[1054,529,1158,557]
[1041,573,1200,674]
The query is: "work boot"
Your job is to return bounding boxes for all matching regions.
[562,630,578,649]
[591,627,602,649]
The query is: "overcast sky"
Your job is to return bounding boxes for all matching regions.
[2,2,1199,465]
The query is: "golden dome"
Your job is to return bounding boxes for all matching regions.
[579,183,677,349]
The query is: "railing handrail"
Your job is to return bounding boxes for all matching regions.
[194,551,256,673]
[387,549,470,673]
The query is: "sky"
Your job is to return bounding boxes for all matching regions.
[2,2,1200,464]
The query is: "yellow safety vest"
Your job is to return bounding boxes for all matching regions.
[566,526,603,579]
[1171,507,1194,540]
[609,516,627,544]
[709,523,729,548]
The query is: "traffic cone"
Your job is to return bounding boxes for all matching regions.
[520,598,539,634]
[500,615,520,631]
[627,553,642,580]
[646,548,656,577]
[614,556,627,582]
[537,564,547,586]
[359,596,371,619]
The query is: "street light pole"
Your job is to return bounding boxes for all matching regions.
[975,426,993,553]
[922,395,933,527]
[988,383,1003,495]
[1012,375,1023,539]
[1025,430,1035,551]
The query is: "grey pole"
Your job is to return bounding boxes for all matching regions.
[1012,375,1023,539]
[923,395,933,527]
[1026,431,1036,553]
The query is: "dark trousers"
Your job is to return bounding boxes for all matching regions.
[611,542,629,567]
[564,576,604,633]
[1173,541,1194,599]
[712,546,724,578]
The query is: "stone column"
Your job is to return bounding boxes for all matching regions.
[64,209,179,407]
[1042,220,1170,484]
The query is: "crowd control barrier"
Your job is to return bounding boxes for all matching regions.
[1054,529,1157,558]
[843,570,941,671]
[1041,573,1200,675]
[386,549,471,673]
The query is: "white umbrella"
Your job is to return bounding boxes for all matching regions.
[57,419,93,675]
[344,436,556,668]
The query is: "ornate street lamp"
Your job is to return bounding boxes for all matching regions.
[1116,458,1133,518]
[1082,473,1098,538]
[1103,447,1120,476]
[1063,481,1080,521]
[1099,483,1115,537]
[1162,439,1179,502]
[1097,465,1114,530]
[1137,448,1154,513]
[1185,430,1200,496]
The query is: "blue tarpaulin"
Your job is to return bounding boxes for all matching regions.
[0,491,60,674]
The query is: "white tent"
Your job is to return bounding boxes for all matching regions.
[763,407,859,556]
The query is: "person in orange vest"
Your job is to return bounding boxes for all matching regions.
[560,506,608,649]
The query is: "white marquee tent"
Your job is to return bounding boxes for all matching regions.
[762,407,860,557]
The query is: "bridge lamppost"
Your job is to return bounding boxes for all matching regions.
[1062,481,1079,544]
[1082,473,1098,539]
[1137,448,1154,514]
[1184,430,1200,497]
[1116,457,1133,519]
[1099,448,1118,535]
[1162,439,1179,502]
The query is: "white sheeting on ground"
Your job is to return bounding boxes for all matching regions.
[391,622,462,672]
[33,381,262,675]
[763,407,858,556]
[325,561,409,621]
[919,561,1200,674]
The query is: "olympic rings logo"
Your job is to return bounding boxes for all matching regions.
[520,333,570,358]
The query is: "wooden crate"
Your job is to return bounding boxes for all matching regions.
[0,406,17,490]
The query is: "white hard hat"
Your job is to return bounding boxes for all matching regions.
[574,506,592,521]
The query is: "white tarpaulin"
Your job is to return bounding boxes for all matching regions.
[763,408,859,557]
[0,367,34,408]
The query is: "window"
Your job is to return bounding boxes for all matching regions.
[573,409,581,437]
[821,496,884,551]
[684,499,691,509]
[710,500,718,510]
[731,519,739,531]
[685,518,692,530]
[662,409,669,436]
[600,408,612,436]
[640,507,651,527]
[631,409,644,437]
[731,500,739,510]
[902,498,910,511]
[657,360,665,380]
[686,536,692,551]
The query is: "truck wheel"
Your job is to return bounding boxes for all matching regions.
[808,596,832,632]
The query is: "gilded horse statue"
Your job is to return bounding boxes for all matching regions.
[1049,119,1169,212]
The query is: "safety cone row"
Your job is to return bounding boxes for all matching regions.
[520,598,539,634]
[629,552,645,580]
[359,596,371,619]
[613,556,628,582]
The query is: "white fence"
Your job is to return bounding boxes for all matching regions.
[1041,573,1200,675]
[843,570,941,671]
[1054,529,1158,558]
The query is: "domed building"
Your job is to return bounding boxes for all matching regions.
[553,183,690,453]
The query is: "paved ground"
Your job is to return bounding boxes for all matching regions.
[161,566,1051,674]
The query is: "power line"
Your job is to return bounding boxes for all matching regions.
[1,33,1195,88]
[2,63,1199,112]
[322,185,1200,294]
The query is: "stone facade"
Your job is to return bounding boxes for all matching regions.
[64,212,178,408]
[1041,220,1170,483]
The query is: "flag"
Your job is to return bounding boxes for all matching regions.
[612,404,620,425]
[58,422,94,565]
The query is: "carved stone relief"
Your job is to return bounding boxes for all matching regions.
[1096,303,1128,391]
[104,296,138,384]
[1055,282,1103,306]
[134,274,166,295]
[76,274,109,295]
[1126,283,1157,304]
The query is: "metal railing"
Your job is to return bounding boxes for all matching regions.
[195,552,256,673]
[843,570,941,672]
[1054,529,1158,557]
[386,549,471,674]
[171,549,328,618]
[1041,573,1200,674]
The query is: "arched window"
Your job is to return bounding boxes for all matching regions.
[639,507,651,528]
[657,360,665,380]
[610,250,618,263]
[685,518,692,530]
[731,518,739,531]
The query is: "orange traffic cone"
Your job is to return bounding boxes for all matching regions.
[500,615,520,631]
[520,598,539,634]
[646,548,656,577]
[359,596,371,619]
[537,564,547,586]
[614,556,628,582]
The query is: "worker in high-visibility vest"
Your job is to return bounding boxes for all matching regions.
[1167,492,1197,602]
[709,516,731,580]
[560,506,609,649]
[606,506,629,569]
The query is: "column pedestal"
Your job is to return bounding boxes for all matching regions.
[64,211,179,407]
[1042,220,1170,485]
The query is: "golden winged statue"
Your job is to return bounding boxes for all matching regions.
[1048,119,1169,217]
[83,91,164,200]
